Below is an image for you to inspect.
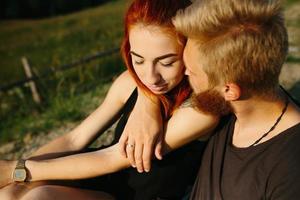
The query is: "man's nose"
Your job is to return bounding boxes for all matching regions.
[185,68,191,76]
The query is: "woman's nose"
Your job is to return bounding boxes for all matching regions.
[147,66,162,85]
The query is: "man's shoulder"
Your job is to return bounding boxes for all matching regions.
[268,124,300,198]
[271,123,300,169]
[204,114,235,150]
[282,122,300,154]
[281,122,300,146]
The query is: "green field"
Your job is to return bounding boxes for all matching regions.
[0,0,128,145]
[0,0,127,85]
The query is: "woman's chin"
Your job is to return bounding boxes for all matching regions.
[147,84,170,95]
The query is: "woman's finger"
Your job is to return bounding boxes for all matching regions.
[126,141,136,168]
[143,141,154,172]
[118,133,129,157]
[154,139,163,160]
[134,143,144,173]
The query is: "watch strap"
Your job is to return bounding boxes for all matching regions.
[16,159,26,169]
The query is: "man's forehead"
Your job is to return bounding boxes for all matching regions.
[185,39,198,53]
[187,38,198,46]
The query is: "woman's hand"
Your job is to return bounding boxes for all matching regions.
[118,90,164,173]
[0,160,16,188]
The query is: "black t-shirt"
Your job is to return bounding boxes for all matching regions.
[190,115,300,200]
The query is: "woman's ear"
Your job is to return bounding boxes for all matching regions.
[221,83,241,101]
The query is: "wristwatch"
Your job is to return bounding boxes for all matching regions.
[12,159,27,182]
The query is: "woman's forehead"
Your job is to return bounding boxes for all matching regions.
[129,25,182,58]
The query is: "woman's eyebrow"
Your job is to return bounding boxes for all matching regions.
[130,51,143,58]
[130,51,179,61]
[155,53,178,61]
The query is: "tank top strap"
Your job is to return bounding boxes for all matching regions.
[121,87,138,116]
[111,88,138,144]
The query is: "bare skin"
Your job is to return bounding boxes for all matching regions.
[20,185,115,200]
[0,181,114,200]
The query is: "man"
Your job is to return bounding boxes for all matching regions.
[172,0,300,199]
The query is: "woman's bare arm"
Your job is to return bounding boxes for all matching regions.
[27,144,129,181]
[23,106,218,181]
[29,71,136,160]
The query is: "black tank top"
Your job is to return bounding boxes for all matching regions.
[80,88,207,200]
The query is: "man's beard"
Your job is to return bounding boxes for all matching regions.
[191,89,233,116]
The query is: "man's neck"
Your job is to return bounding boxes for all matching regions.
[233,97,283,126]
[231,91,300,148]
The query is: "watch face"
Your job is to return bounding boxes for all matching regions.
[13,169,26,182]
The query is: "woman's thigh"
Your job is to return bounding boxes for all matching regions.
[20,185,115,200]
[0,181,51,200]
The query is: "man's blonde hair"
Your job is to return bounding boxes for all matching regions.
[173,0,288,96]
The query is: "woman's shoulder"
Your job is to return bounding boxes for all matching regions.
[110,70,137,104]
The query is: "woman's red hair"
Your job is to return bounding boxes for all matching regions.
[121,0,191,119]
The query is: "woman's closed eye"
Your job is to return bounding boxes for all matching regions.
[159,60,178,67]
[134,59,144,65]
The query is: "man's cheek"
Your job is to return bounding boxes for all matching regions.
[189,77,200,93]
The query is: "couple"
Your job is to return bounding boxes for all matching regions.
[1,0,300,199]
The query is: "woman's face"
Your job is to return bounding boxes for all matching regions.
[129,24,185,94]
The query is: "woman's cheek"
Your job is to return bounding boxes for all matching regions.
[133,66,144,80]
[169,64,185,81]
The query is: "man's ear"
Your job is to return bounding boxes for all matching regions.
[221,83,241,101]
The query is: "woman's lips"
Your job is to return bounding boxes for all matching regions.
[147,84,168,92]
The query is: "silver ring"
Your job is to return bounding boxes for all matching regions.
[126,144,135,148]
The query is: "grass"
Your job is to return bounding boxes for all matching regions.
[287,55,300,63]
[0,81,112,144]
[0,0,127,85]
[0,53,125,144]
[0,0,128,145]
[285,0,299,6]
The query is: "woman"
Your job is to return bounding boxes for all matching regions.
[0,0,218,199]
